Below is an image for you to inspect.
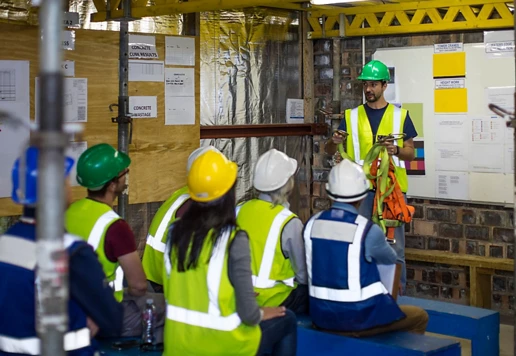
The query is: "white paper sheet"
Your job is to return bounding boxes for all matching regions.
[434,78,465,89]
[435,115,467,143]
[62,30,75,51]
[505,144,514,174]
[435,143,468,171]
[484,30,515,58]
[286,98,304,123]
[0,60,31,198]
[63,12,80,27]
[436,172,469,200]
[128,60,164,82]
[36,78,88,122]
[128,35,158,59]
[165,68,195,97]
[66,141,88,187]
[165,97,195,125]
[165,36,195,66]
[434,42,463,53]
[469,144,504,172]
[61,61,75,77]
[129,96,157,118]
[377,264,396,295]
[471,116,505,143]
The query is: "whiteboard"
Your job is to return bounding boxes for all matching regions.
[374,44,514,204]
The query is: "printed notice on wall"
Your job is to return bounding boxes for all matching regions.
[435,143,468,172]
[0,60,30,198]
[434,42,463,53]
[471,116,504,143]
[165,97,195,125]
[436,172,469,200]
[469,143,504,173]
[165,36,195,66]
[128,35,158,59]
[435,115,468,143]
[435,78,465,89]
[286,99,304,123]
[485,30,514,58]
[61,61,75,77]
[36,78,88,122]
[129,96,157,118]
[128,60,164,82]
[165,68,195,97]
[62,30,75,51]
[486,86,514,114]
[66,141,87,187]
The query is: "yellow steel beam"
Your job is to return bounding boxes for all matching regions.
[307,0,514,38]
[91,0,302,22]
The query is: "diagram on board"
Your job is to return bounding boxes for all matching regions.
[35,77,88,123]
[0,69,16,101]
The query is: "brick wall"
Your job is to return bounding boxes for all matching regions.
[312,33,515,315]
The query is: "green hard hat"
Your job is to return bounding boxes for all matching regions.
[357,60,390,81]
[76,143,131,190]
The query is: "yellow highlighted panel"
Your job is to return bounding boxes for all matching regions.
[433,52,466,78]
[434,88,468,113]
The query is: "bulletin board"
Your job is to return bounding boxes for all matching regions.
[374,42,514,205]
[0,23,200,216]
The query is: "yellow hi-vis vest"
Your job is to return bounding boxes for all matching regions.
[65,198,124,302]
[236,199,297,307]
[142,186,190,285]
[345,104,409,193]
[163,227,261,356]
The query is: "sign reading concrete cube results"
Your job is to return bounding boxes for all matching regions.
[128,35,158,59]
[129,96,157,118]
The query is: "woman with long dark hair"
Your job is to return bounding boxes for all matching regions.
[163,149,297,356]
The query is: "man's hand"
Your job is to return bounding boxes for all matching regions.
[380,141,398,156]
[332,132,345,145]
[261,306,286,321]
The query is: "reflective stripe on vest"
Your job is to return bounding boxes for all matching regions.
[251,208,295,289]
[0,234,80,271]
[165,228,242,331]
[0,328,90,355]
[146,194,190,253]
[350,106,405,168]
[304,214,388,303]
[86,210,124,293]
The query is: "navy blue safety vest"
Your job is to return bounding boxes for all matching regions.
[0,218,93,356]
[304,208,405,331]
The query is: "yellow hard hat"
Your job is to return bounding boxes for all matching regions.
[187,150,238,203]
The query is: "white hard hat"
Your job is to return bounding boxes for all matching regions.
[326,159,369,203]
[187,146,220,173]
[253,149,298,192]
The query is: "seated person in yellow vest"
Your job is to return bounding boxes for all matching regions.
[65,143,167,342]
[0,147,123,356]
[142,145,221,293]
[164,149,297,356]
[303,159,428,337]
[236,149,308,315]
[326,60,418,294]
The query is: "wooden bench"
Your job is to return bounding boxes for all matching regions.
[398,296,499,356]
[296,314,461,356]
[405,248,513,308]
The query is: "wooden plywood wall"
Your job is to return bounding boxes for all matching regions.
[0,23,200,216]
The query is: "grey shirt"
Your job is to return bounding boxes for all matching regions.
[258,194,308,285]
[228,230,262,326]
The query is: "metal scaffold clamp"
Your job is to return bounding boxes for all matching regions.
[489,103,516,128]
[109,103,133,144]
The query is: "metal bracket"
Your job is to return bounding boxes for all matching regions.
[109,103,134,144]
[489,103,516,128]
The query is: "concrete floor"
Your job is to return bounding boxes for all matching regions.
[427,324,514,356]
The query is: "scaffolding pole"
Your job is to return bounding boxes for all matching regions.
[116,0,132,219]
[35,0,67,354]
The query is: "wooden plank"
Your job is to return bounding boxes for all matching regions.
[406,248,513,270]
[0,24,200,216]
[302,12,314,124]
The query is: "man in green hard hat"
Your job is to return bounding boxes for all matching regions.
[327,59,418,294]
[65,143,166,342]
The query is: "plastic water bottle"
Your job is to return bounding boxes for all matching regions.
[141,299,156,346]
